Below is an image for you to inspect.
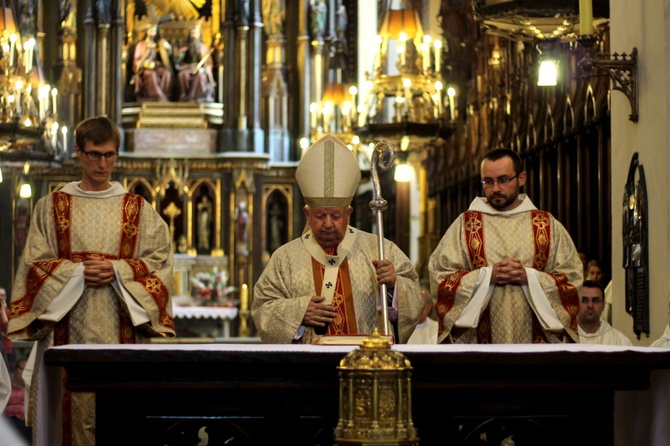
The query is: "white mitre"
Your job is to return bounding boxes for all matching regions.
[296,134,361,208]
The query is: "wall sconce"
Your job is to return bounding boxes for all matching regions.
[537,59,558,87]
[578,36,638,122]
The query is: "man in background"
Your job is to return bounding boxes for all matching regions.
[578,280,632,345]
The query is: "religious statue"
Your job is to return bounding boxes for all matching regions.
[236,201,250,256]
[176,234,189,253]
[132,24,174,102]
[335,0,347,44]
[58,0,76,36]
[262,0,285,37]
[310,0,327,40]
[174,24,215,103]
[96,0,112,24]
[268,202,285,252]
[197,195,212,251]
[18,0,36,38]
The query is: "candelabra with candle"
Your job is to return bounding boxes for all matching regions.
[238,283,251,337]
[0,22,65,165]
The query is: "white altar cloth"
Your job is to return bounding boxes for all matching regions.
[172,305,238,338]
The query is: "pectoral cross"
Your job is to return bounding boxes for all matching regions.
[163,202,182,241]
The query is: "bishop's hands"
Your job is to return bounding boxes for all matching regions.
[373,259,396,290]
[83,255,115,287]
[304,295,338,328]
[491,258,528,286]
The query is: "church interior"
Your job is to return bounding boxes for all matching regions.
[2,1,670,445]
[0,0,627,339]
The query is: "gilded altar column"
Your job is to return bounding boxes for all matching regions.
[220,0,264,153]
[248,0,264,153]
[297,0,311,157]
[52,0,82,137]
[262,0,290,161]
[310,0,327,137]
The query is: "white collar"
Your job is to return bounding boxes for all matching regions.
[468,194,537,216]
[59,181,127,198]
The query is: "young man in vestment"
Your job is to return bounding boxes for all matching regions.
[8,115,175,445]
[252,134,424,344]
[428,148,582,343]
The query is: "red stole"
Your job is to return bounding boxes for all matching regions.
[311,246,358,335]
[437,210,578,343]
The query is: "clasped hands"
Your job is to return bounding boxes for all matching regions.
[491,258,528,286]
[83,255,115,287]
[302,259,397,328]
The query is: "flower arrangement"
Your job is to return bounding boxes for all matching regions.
[190,269,237,306]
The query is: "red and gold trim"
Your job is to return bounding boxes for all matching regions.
[53,192,73,258]
[531,210,551,271]
[464,211,487,269]
[10,259,64,318]
[311,249,358,335]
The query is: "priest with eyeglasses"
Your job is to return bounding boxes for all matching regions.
[428,147,583,344]
[7,115,175,445]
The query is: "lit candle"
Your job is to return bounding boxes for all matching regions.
[51,122,59,147]
[447,87,456,120]
[38,88,45,121]
[9,34,16,68]
[240,283,249,311]
[51,88,58,116]
[61,126,68,152]
[24,38,35,73]
[579,0,593,35]
[14,80,22,116]
[434,40,442,74]
[422,35,432,73]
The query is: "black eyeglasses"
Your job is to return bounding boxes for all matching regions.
[80,149,119,161]
[481,174,519,187]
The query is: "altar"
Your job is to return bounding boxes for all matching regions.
[40,344,670,446]
[172,305,238,338]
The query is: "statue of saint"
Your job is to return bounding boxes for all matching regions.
[132,24,174,102]
[310,0,327,40]
[197,195,212,251]
[262,0,285,36]
[268,202,285,252]
[175,24,216,103]
[236,201,250,256]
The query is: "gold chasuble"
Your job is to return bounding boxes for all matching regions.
[429,195,581,345]
[8,182,175,445]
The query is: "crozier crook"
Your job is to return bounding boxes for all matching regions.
[369,140,395,336]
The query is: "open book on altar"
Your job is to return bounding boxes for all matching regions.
[314,334,395,346]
